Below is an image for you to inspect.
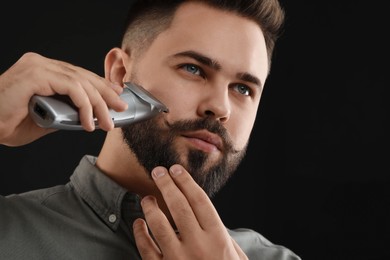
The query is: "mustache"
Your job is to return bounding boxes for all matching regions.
[165,118,239,154]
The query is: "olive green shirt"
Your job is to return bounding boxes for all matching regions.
[0,155,301,260]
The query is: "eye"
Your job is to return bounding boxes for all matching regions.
[180,64,203,76]
[232,84,252,96]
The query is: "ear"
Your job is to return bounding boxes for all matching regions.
[104,47,130,86]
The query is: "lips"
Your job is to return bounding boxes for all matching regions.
[182,130,223,151]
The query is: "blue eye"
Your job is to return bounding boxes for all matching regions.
[233,84,251,96]
[182,64,202,76]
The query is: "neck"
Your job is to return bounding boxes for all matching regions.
[95,128,153,196]
[95,129,172,223]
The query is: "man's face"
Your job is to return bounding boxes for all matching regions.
[122,2,268,196]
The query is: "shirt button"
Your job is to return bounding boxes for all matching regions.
[108,214,117,223]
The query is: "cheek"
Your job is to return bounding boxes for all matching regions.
[154,81,202,118]
[161,90,199,121]
[228,111,257,149]
[135,67,198,115]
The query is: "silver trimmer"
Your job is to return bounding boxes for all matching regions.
[28,82,169,130]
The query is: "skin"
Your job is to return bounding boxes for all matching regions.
[0,2,268,259]
[98,1,268,202]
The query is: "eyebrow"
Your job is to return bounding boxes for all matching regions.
[173,50,262,88]
[237,72,262,88]
[173,51,222,70]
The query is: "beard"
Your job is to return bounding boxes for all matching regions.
[121,116,247,197]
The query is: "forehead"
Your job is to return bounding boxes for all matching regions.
[144,1,269,83]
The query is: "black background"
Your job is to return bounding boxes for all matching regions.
[1,1,388,259]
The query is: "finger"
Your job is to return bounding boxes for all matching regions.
[66,80,126,132]
[43,63,126,131]
[42,74,96,131]
[51,63,127,131]
[76,70,127,112]
[100,83,128,112]
[151,166,201,236]
[133,218,162,260]
[231,237,249,259]
[48,58,125,101]
[64,63,128,111]
[88,81,128,131]
[141,195,179,253]
[81,82,114,131]
[168,164,224,231]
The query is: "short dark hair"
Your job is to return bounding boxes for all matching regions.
[121,0,285,70]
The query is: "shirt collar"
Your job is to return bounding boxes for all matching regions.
[70,155,141,231]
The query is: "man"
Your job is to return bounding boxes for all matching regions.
[0,0,301,259]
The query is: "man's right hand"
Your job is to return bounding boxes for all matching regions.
[0,52,128,147]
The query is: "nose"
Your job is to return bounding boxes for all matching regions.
[197,85,231,123]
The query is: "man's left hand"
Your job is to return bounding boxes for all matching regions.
[133,164,248,260]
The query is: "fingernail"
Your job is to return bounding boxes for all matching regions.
[141,196,154,204]
[140,196,154,207]
[90,118,96,130]
[152,167,166,179]
[111,83,123,91]
[169,165,183,176]
[133,218,143,229]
